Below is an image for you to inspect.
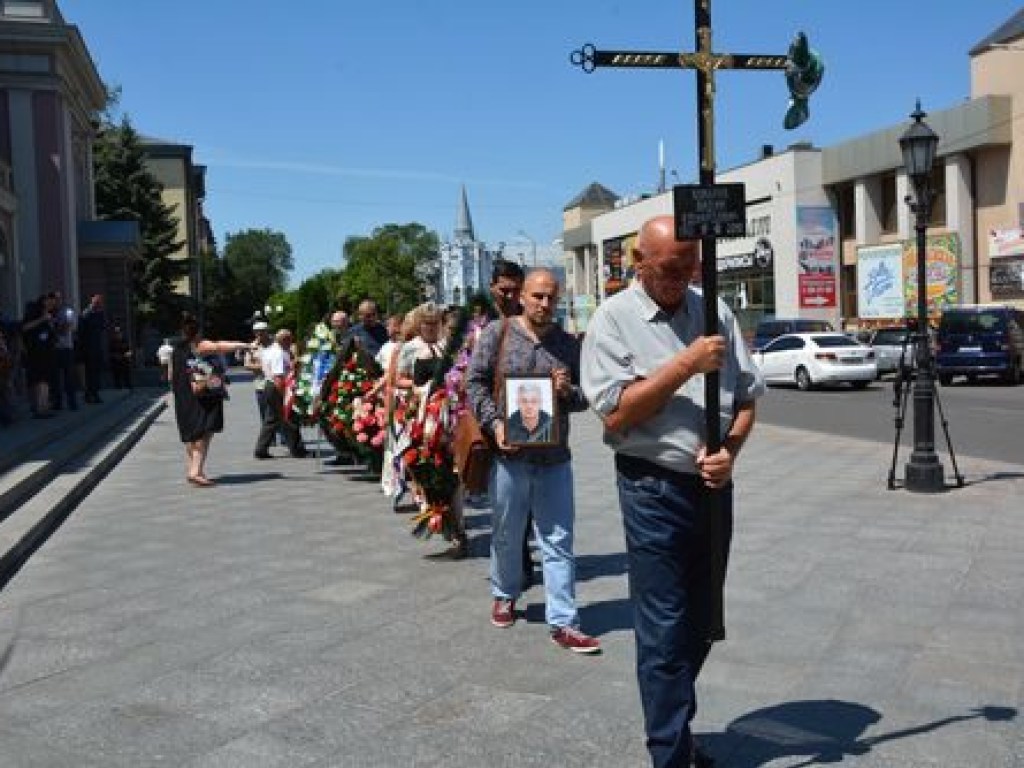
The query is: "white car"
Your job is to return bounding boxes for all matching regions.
[752,333,878,390]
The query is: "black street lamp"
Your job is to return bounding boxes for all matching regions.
[898,101,945,493]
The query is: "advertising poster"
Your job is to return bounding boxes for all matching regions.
[989,227,1024,258]
[901,233,960,318]
[796,206,838,308]
[991,256,1024,300]
[857,244,905,319]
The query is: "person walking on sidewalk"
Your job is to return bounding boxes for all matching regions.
[485,259,536,587]
[171,312,249,487]
[254,328,308,460]
[581,215,765,768]
[466,268,599,654]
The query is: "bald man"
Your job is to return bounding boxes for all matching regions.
[351,299,388,358]
[465,268,600,654]
[581,216,765,768]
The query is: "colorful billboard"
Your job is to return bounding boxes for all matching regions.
[857,244,905,319]
[796,206,837,309]
[901,233,960,318]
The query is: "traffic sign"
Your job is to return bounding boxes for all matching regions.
[673,183,747,240]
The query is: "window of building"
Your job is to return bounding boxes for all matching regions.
[880,173,897,234]
[2,1,45,18]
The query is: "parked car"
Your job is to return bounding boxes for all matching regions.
[935,305,1024,385]
[752,317,833,352]
[865,326,913,378]
[752,332,878,390]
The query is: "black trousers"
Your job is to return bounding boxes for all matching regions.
[255,381,304,455]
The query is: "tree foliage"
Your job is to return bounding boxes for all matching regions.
[93,115,187,332]
[339,223,439,313]
[222,228,294,323]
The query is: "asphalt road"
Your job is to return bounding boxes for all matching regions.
[756,374,1024,466]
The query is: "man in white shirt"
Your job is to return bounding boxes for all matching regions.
[253,329,308,459]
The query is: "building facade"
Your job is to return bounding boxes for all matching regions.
[437,186,495,307]
[564,8,1024,333]
[563,146,834,335]
[0,0,106,316]
[817,8,1024,325]
[139,135,210,307]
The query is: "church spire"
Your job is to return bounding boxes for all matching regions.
[454,184,475,242]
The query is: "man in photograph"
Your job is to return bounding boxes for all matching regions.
[506,380,553,444]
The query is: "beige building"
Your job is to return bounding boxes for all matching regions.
[139,135,211,307]
[824,7,1024,322]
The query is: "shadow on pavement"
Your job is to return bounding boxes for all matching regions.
[698,700,1017,767]
[212,472,284,485]
[576,551,628,581]
[963,471,1024,486]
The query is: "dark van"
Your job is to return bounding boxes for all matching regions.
[752,317,833,351]
[936,305,1024,385]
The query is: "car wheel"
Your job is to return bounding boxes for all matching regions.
[795,366,812,391]
[851,380,870,390]
[1004,359,1022,386]
[938,373,952,386]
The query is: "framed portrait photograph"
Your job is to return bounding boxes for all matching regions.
[503,374,559,448]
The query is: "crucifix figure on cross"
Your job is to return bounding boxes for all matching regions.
[571,0,823,641]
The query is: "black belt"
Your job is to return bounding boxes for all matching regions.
[615,453,702,488]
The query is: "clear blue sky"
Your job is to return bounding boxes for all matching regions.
[62,0,1023,285]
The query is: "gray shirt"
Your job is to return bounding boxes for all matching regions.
[581,282,765,475]
[466,318,587,465]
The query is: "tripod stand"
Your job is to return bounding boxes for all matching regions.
[887,330,964,490]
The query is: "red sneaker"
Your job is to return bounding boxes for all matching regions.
[550,626,601,654]
[491,599,515,628]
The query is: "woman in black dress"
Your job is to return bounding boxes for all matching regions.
[171,313,248,487]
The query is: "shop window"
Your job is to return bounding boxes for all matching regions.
[2,1,44,18]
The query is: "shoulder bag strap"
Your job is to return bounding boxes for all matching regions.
[491,318,511,405]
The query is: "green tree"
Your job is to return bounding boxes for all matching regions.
[93,115,187,332]
[340,223,439,313]
[223,228,295,322]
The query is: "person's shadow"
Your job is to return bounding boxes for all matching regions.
[699,700,1016,766]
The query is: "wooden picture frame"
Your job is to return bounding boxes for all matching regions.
[503,374,559,447]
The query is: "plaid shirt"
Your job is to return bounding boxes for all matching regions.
[465,318,587,465]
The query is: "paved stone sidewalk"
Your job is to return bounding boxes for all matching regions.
[0,386,1022,767]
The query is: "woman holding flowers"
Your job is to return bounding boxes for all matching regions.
[171,312,248,487]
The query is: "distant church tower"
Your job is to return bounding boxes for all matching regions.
[439,185,495,306]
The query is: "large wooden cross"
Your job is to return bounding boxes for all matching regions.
[572,0,821,641]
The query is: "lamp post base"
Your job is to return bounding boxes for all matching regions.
[905,454,945,493]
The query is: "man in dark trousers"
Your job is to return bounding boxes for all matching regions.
[582,216,765,768]
[78,294,106,403]
[253,329,308,459]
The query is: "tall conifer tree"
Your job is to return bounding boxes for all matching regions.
[93,116,186,332]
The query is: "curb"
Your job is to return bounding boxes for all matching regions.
[0,398,167,591]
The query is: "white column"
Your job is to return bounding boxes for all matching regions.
[945,154,976,304]
[896,169,912,240]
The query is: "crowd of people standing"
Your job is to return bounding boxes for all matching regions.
[0,292,121,428]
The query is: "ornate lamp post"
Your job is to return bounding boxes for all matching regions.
[898,101,945,493]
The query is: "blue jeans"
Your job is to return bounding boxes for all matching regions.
[489,457,577,629]
[616,459,733,768]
